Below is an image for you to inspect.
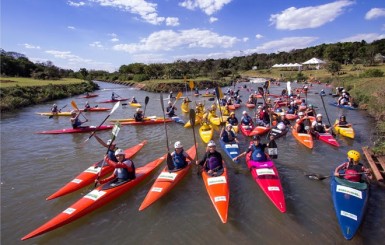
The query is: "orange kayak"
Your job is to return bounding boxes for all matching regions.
[250,125,271,136]
[46,141,147,200]
[201,162,230,223]
[21,154,165,241]
[292,117,314,149]
[139,145,197,211]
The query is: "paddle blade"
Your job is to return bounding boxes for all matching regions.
[258,87,264,95]
[189,80,194,90]
[166,153,174,171]
[305,173,330,180]
[215,87,220,100]
[176,91,183,100]
[145,96,149,105]
[160,93,165,112]
[189,109,196,127]
[71,100,79,110]
[110,101,120,115]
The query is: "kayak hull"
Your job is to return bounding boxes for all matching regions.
[21,155,165,241]
[219,140,240,163]
[119,119,172,125]
[316,132,340,147]
[250,126,271,136]
[329,102,358,110]
[334,120,355,139]
[292,117,314,149]
[36,125,113,134]
[99,98,129,103]
[199,124,214,143]
[240,124,254,136]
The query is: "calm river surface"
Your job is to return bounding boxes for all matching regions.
[1,81,384,245]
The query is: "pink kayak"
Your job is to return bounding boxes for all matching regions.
[315,132,340,147]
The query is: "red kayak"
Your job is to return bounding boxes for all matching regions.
[139,145,197,211]
[80,94,98,98]
[36,125,113,134]
[246,153,286,213]
[250,125,271,136]
[240,124,254,136]
[315,132,340,147]
[245,103,255,108]
[99,98,129,103]
[119,118,173,125]
[80,107,110,112]
[21,154,166,241]
[46,141,147,200]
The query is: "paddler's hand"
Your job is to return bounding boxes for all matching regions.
[94,179,100,186]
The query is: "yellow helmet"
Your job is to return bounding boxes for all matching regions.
[230,112,235,116]
[347,150,360,162]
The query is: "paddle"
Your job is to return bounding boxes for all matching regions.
[305,172,366,181]
[71,100,88,120]
[160,93,175,171]
[320,93,336,136]
[172,91,183,107]
[94,122,121,188]
[83,101,120,143]
[267,136,278,159]
[189,80,194,97]
[143,96,149,116]
[189,109,201,175]
[215,87,224,124]
[49,104,67,119]
[304,86,308,104]
[258,87,271,127]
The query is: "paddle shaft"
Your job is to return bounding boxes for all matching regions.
[319,93,335,136]
[307,172,366,180]
[258,87,271,127]
[215,87,224,124]
[94,136,117,188]
[160,93,174,169]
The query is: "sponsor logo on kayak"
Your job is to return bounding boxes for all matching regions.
[151,187,163,192]
[71,178,82,184]
[63,207,76,215]
[208,176,227,185]
[84,190,107,201]
[159,172,177,180]
[225,144,238,149]
[214,196,227,202]
[336,185,362,199]
[256,168,275,176]
[340,210,357,221]
[230,151,238,155]
[85,166,101,174]
[268,186,280,191]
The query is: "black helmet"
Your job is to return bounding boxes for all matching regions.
[252,135,261,141]
[340,115,346,120]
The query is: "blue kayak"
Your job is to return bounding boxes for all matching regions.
[330,176,369,240]
[329,102,358,110]
[219,140,240,163]
[171,116,185,124]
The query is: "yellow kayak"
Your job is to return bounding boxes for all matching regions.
[181,101,190,113]
[232,125,239,133]
[36,112,72,116]
[129,102,142,108]
[199,123,214,143]
[334,120,355,139]
[184,113,202,128]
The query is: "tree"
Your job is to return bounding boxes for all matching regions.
[326,61,342,76]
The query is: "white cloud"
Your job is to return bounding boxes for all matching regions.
[165,17,180,26]
[90,0,176,25]
[112,28,240,53]
[340,33,385,43]
[108,33,119,42]
[270,0,354,30]
[89,41,104,48]
[255,34,263,39]
[179,0,232,16]
[67,1,86,7]
[67,26,76,30]
[365,8,385,20]
[247,37,318,54]
[243,37,249,42]
[21,43,41,49]
[209,17,218,23]
[110,38,119,42]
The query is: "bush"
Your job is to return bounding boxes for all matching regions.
[359,69,384,78]
[133,74,149,82]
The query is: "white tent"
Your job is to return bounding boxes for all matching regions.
[302,57,326,65]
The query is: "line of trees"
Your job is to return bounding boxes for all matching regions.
[1,39,384,82]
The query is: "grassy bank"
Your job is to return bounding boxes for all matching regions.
[0,78,98,111]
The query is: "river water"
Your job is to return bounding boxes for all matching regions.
[1,81,384,245]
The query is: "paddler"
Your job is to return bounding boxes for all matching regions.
[95,149,136,187]
[226,112,239,126]
[240,111,253,128]
[169,141,195,170]
[166,101,177,117]
[70,110,88,129]
[334,150,372,182]
[311,114,331,134]
[196,140,224,176]
[220,124,238,144]
[93,135,118,162]
[234,135,268,162]
[334,115,351,127]
[51,104,59,115]
[134,108,145,122]
[131,96,138,103]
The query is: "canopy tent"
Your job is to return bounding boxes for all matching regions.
[302,57,326,65]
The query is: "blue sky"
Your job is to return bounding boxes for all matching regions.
[2,0,385,72]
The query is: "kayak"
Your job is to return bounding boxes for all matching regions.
[329,102,358,110]
[199,123,214,143]
[110,116,160,122]
[268,126,289,139]
[21,154,166,241]
[181,101,190,113]
[81,107,110,112]
[239,124,254,136]
[250,125,271,136]
[138,145,197,211]
[209,114,222,126]
[99,98,129,103]
[246,153,286,213]
[46,141,147,200]
[219,140,240,163]
[315,132,340,147]
[202,93,215,97]
[171,116,185,124]
[36,112,72,117]
[80,94,98,98]
[292,117,314,149]
[331,176,369,240]
[245,103,256,108]
[36,125,114,134]
[184,113,202,128]
[334,120,355,139]
[201,163,230,223]
[119,118,172,125]
[127,102,142,108]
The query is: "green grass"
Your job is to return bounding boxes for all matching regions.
[0,77,85,88]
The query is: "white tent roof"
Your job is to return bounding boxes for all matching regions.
[302,57,326,65]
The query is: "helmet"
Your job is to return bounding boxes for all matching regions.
[174,141,183,149]
[321,89,324,92]
[226,124,232,129]
[281,111,286,116]
[252,135,261,141]
[308,104,313,108]
[106,139,112,145]
[342,92,346,96]
[136,108,142,112]
[298,112,304,116]
[230,112,235,116]
[53,104,57,107]
[347,150,360,162]
[70,110,76,115]
[316,113,322,118]
[276,108,283,113]
[114,149,125,156]
[132,96,135,98]
[342,89,346,93]
[86,101,89,104]
[340,115,346,120]
[290,101,294,105]
[267,98,271,101]
[207,140,216,147]
[258,105,262,109]
[242,111,247,115]
[168,101,172,105]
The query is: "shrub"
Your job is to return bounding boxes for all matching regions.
[359,69,384,78]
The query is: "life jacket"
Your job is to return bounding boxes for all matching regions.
[207,153,221,170]
[227,117,238,125]
[314,121,325,133]
[173,150,187,169]
[339,120,348,126]
[222,130,235,143]
[345,162,363,182]
[241,115,252,125]
[72,117,82,128]
[258,111,264,120]
[251,144,267,161]
[115,159,135,180]
[134,113,143,122]
[166,106,176,117]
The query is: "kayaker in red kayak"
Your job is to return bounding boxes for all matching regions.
[95,149,136,187]
[220,124,239,144]
[70,110,88,129]
[169,141,195,171]
[234,135,268,162]
[311,114,331,133]
[334,150,372,182]
[84,101,91,110]
[111,92,118,100]
[134,108,145,122]
[94,135,118,162]
[196,140,223,176]
[240,111,253,127]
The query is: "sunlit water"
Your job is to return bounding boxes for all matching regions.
[1,81,384,245]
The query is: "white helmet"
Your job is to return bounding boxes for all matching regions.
[207,140,216,147]
[342,89,346,93]
[53,104,57,107]
[267,98,271,101]
[114,149,125,156]
[290,101,294,105]
[168,101,172,105]
[136,108,141,112]
[281,111,286,116]
[174,141,183,149]
[298,112,304,116]
[316,113,322,118]
[258,105,262,109]
[242,110,247,115]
